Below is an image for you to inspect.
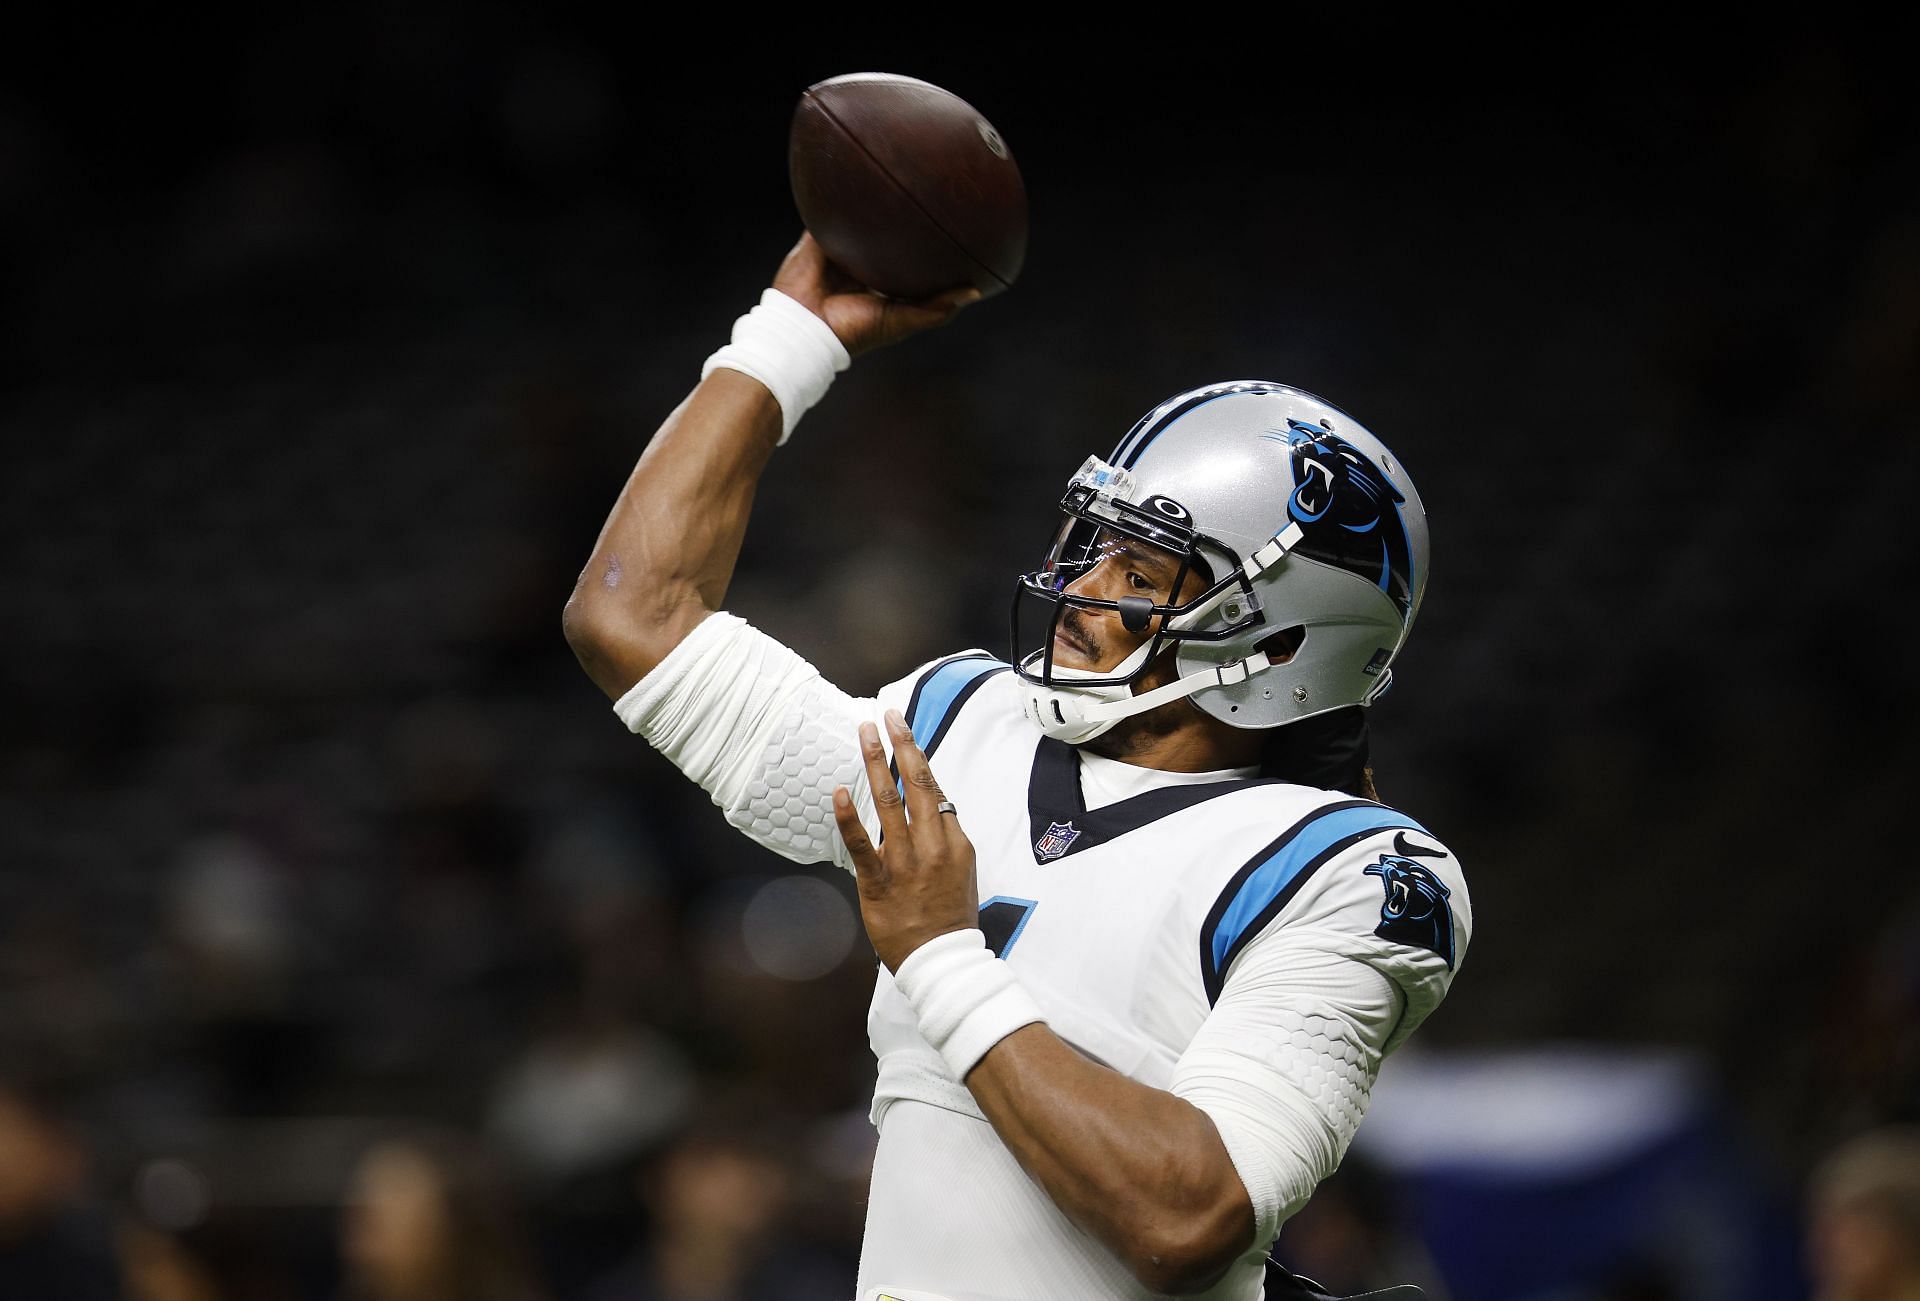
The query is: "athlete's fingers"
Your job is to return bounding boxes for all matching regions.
[884,708,947,830]
[858,721,910,846]
[832,787,887,890]
[771,231,827,305]
[883,710,971,854]
[882,285,982,333]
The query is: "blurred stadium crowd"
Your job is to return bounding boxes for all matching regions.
[2,17,1917,1301]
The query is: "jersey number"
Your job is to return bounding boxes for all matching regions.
[978,896,1037,958]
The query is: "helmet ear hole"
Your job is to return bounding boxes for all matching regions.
[1257,625,1305,664]
[1117,595,1154,634]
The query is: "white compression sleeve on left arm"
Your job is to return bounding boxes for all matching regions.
[611,612,884,871]
[1169,934,1405,1249]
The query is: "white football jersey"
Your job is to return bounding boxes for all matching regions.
[614,620,1470,1301]
[851,651,1469,1301]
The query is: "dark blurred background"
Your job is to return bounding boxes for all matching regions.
[2,14,1916,1301]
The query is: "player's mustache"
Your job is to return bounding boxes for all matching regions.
[1058,608,1102,662]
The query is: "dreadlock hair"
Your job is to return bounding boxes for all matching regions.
[1258,704,1377,800]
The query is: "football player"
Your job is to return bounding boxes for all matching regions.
[563,235,1470,1301]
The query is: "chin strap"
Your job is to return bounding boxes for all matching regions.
[1018,652,1277,744]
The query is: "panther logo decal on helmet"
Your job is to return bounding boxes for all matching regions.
[1279,420,1415,616]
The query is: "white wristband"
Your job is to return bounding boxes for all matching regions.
[891,929,1046,1080]
[701,288,851,444]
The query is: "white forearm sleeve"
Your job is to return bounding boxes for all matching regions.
[1169,935,1405,1248]
[700,288,851,443]
[611,612,883,871]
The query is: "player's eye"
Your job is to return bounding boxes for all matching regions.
[1127,571,1153,592]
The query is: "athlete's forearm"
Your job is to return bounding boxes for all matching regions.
[563,369,782,698]
[965,1024,1254,1296]
[565,235,975,700]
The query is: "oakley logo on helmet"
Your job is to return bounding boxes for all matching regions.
[1277,420,1415,616]
[1143,495,1190,522]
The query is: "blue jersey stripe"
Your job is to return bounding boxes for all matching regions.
[891,655,1008,804]
[907,656,1006,744]
[1208,804,1432,974]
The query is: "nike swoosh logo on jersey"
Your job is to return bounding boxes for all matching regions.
[1393,831,1443,858]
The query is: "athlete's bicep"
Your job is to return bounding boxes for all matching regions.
[611,611,907,871]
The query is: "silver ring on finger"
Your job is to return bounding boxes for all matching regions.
[936,800,958,817]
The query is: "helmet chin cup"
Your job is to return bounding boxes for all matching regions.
[1018,679,1127,745]
[1019,646,1282,744]
[1017,642,1154,744]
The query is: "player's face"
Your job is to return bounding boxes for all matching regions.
[1052,530,1206,673]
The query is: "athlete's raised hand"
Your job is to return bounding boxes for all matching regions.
[833,709,979,971]
[774,233,980,359]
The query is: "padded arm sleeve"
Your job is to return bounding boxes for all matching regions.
[1171,827,1469,1248]
[1169,935,1403,1248]
[610,612,897,872]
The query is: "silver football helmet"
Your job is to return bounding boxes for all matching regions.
[1010,380,1430,744]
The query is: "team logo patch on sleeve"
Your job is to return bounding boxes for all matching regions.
[1034,820,1080,862]
[1364,854,1455,968]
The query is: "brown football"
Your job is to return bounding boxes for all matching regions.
[789,72,1027,300]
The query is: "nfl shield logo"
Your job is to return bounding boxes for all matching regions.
[1034,821,1080,862]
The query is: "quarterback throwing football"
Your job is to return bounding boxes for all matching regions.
[563,236,1470,1301]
